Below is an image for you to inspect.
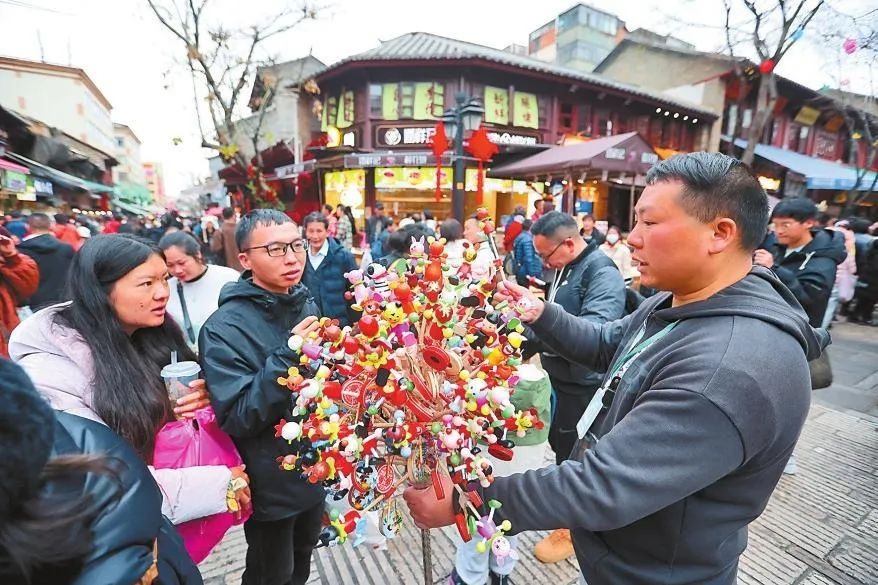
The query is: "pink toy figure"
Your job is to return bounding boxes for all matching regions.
[344,269,369,307]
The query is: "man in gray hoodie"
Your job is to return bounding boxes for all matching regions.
[405,152,826,585]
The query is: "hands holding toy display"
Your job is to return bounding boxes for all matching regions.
[403,470,456,529]
[495,280,545,323]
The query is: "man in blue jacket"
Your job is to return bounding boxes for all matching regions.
[405,153,824,585]
[301,212,358,326]
[512,219,543,286]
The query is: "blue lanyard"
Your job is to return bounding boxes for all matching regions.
[606,321,679,383]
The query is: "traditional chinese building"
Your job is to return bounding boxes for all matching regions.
[596,39,878,214]
[308,32,715,225]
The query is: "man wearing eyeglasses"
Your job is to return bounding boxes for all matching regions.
[200,209,325,585]
[527,210,626,564]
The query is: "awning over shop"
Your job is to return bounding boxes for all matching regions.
[4,151,102,196]
[0,158,29,174]
[112,199,153,216]
[727,137,878,191]
[489,132,661,179]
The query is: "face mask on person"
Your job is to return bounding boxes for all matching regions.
[606,233,620,245]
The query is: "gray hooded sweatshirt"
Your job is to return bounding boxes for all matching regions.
[481,267,826,584]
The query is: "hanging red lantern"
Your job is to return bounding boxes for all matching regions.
[758,59,775,74]
[465,125,499,206]
[430,122,450,203]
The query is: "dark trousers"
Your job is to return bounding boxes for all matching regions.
[852,287,877,322]
[549,389,594,465]
[241,501,325,585]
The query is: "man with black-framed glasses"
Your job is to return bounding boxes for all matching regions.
[200,209,325,585]
[527,211,626,564]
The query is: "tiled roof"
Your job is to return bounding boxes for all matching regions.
[320,32,716,118]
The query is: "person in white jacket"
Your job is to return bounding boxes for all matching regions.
[9,233,249,525]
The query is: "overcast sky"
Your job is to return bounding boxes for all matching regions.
[0,0,872,198]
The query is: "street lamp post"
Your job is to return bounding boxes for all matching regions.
[442,92,484,222]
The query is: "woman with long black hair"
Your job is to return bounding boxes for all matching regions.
[9,234,249,526]
[0,359,200,585]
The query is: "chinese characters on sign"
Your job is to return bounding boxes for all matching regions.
[484,86,509,125]
[513,91,539,129]
[376,125,538,148]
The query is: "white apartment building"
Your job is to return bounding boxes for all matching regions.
[0,56,115,155]
[113,123,145,185]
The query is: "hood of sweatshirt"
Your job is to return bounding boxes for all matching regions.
[645,266,827,360]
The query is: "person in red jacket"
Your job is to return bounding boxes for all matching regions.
[503,213,524,253]
[52,213,84,250]
[0,227,39,358]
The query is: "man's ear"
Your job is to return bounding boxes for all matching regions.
[709,217,739,255]
[238,252,251,270]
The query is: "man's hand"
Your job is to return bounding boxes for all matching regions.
[0,235,16,257]
[403,473,456,530]
[292,315,320,338]
[229,465,251,521]
[174,379,211,419]
[495,280,545,323]
[753,249,774,269]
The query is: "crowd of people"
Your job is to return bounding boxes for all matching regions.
[1,151,877,585]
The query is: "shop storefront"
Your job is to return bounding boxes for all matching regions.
[319,151,542,225]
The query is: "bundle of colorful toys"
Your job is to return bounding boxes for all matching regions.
[273,209,542,560]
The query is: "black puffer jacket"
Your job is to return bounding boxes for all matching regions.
[17,234,75,310]
[529,240,626,395]
[199,274,324,521]
[19,413,201,585]
[766,228,846,327]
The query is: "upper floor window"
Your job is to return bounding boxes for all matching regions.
[369,82,444,120]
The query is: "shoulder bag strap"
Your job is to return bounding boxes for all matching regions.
[176,281,197,345]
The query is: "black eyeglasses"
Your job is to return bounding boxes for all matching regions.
[243,239,306,257]
[538,238,570,261]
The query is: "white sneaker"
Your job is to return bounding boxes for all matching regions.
[783,455,797,475]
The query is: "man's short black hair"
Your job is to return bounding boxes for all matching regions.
[532,211,579,241]
[646,152,769,251]
[235,209,292,250]
[27,213,51,231]
[770,197,818,223]
[303,212,329,229]
[222,207,235,220]
[522,219,533,231]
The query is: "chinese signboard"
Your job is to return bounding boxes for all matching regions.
[513,91,538,129]
[2,170,26,193]
[376,125,539,148]
[413,82,444,120]
[336,90,355,129]
[344,152,451,168]
[375,125,437,147]
[484,86,509,125]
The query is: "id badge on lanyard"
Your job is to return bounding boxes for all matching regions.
[576,321,678,440]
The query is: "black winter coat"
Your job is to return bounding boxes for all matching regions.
[0,412,201,585]
[302,238,358,326]
[199,275,325,521]
[17,234,75,310]
[529,240,626,396]
[766,228,846,327]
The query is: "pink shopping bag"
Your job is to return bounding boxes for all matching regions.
[153,407,250,563]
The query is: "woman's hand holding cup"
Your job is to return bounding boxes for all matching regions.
[173,378,211,419]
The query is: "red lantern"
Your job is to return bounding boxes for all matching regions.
[758,59,775,74]
[465,125,499,206]
[430,122,450,203]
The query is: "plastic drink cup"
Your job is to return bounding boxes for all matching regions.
[161,361,201,403]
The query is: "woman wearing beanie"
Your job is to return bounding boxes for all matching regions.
[9,234,249,529]
[0,358,201,584]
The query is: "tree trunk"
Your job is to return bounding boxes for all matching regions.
[741,72,778,166]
